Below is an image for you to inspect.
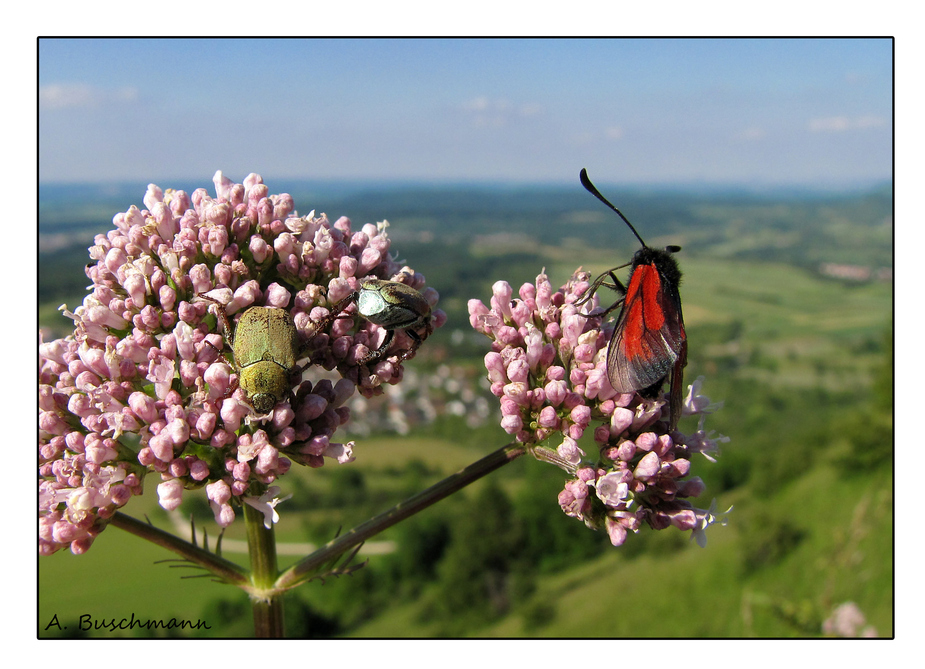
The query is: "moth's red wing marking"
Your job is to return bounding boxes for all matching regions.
[607,262,683,393]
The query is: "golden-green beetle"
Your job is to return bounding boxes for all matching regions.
[203,298,301,414]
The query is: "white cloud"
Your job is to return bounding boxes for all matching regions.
[808,115,888,132]
[462,96,491,112]
[461,96,542,127]
[604,126,624,140]
[39,83,139,110]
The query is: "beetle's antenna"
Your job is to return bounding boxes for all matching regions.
[579,168,648,249]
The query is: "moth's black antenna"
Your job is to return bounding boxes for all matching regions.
[579,168,648,248]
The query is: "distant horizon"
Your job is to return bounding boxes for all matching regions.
[38,174,893,195]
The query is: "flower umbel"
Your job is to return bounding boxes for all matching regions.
[39,171,444,555]
[469,269,727,547]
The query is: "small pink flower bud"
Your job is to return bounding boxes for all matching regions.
[506,357,530,383]
[635,432,658,452]
[189,459,210,481]
[204,362,232,399]
[168,458,188,477]
[610,407,634,435]
[519,281,537,307]
[510,300,532,328]
[570,404,591,427]
[655,434,674,457]
[173,321,196,361]
[468,299,491,331]
[84,437,118,464]
[228,281,260,312]
[357,247,382,275]
[523,326,544,369]
[490,281,513,321]
[668,509,697,530]
[207,225,229,256]
[503,381,529,405]
[206,479,231,505]
[265,283,291,309]
[484,352,506,383]
[544,379,568,406]
[220,398,251,433]
[496,325,521,346]
[500,414,523,434]
[615,439,636,461]
[149,433,174,462]
[544,321,561,340]
[165,417,190,445]
[158,285,177,312]
[634,451,661,481]
[557,436,584,465]
[605,517,628,546]
[249,235,270,264]
[537,406,560,429]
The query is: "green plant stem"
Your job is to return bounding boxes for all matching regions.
[109,511,249,586]
[244,502,285,637]
[274,440,527,591]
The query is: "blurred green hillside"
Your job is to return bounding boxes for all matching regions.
[39,180,892,638]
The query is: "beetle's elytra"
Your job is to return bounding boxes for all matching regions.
[232,307,300,414]
[202,298,302,414]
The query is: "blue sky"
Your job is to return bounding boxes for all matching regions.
[38,38,892,187]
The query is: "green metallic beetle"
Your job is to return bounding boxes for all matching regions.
[352,279,434,365]
[202,299,302,414]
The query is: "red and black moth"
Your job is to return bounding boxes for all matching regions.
[577,168,688,431]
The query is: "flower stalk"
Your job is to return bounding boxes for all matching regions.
[243,502,284,637]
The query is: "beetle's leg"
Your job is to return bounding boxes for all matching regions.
[197,293,236,346]
[296,292,359,362]
[303,292,357,340]
[359,328,395,366]
[397,328,424,362]
[202,339,240,399]
[201,338,240,399]
[287,362,307,394]
[395,317,434,362]
[196,297,241,398]
[202,337,235,368]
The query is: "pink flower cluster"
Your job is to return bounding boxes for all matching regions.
[39,171,444,555]
[822,602,878,637]
[469,270,728,547]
